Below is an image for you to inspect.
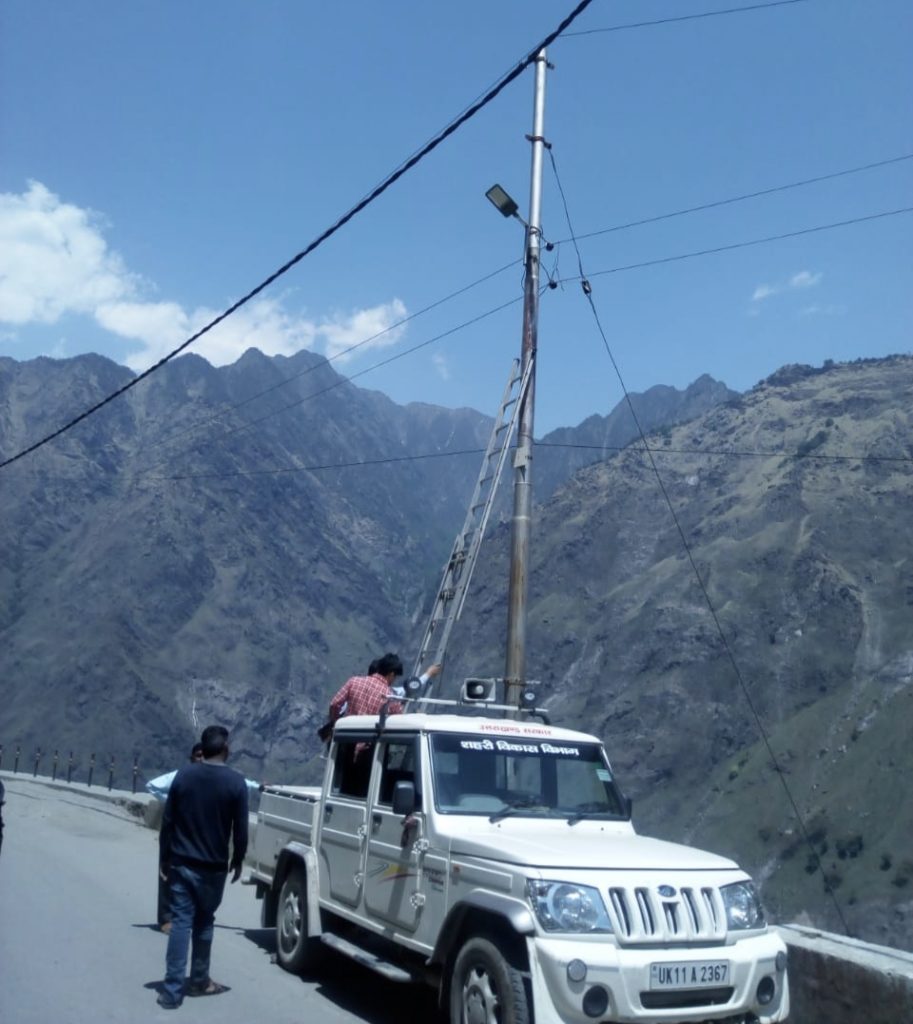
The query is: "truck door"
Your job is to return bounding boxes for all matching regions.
[319,734,374,908]
[363,735,425,932]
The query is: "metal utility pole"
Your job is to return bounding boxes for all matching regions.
[504,49,547,709]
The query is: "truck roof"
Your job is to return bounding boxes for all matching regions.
[331,712,600,744]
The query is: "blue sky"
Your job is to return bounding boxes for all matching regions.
[1,0,911,435]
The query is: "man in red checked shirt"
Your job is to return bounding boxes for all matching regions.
[328,652,442,723]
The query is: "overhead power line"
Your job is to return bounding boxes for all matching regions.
[563,0,810,37]
[562,207,913,283]
[151,436,913,486]
[138,258,520,458]
[154,447,488,483]
[139,206,911,477]
[559,154,913,246]
[133,293,525,480]
[535,440,913,465]
[0,0,597,473]
[548,145,852,935]
[142,151,912,469]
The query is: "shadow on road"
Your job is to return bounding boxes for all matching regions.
[240,929,443,1024]
[243,926,276,954]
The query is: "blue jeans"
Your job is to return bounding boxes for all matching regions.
[161,864,227,1005]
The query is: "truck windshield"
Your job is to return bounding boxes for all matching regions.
[430,733,627,820]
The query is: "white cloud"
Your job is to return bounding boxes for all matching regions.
[432,352,451,380]
[0,182,137,324]
[789,270,822,290]
[318,299,407,361]
[750,269,823,307]
[98,297,321,371]
[751,283,779,302]
[0,182,408,370]
[799,303,845,317]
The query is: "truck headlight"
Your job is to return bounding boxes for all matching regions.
[527,880,613,933]
[721,881,765,930]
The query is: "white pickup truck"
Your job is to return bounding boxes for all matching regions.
[247,687,789,1024]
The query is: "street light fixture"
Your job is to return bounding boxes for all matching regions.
[485,184,520,220]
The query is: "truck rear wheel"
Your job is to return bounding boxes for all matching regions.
[450,936,529,1024]
[276,865,322,974]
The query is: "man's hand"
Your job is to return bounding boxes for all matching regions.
[230,863,242,883]
[426,663,443,678]
[159,867,169,883]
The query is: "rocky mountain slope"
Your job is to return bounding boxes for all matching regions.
[0,349,726,785]
[0,349,488,780]
[3,346,909,949]
[442,355,913,950]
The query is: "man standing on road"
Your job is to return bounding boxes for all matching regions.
[157,725,248,1009]
[147,742,204,934]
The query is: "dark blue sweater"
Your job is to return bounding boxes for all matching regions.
[160,761,249,872]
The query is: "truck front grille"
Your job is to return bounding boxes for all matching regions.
[607,885,726,943]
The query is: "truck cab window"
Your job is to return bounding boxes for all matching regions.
[331,738,375,799]
[377,738,419,806]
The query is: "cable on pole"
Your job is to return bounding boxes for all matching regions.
[0,0,598,473]
[563,0,811,37]
[132,294,524,481]
[548,145,853,935]
[561,207,913,283]
[560,153,913,246]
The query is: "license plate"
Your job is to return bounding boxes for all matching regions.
[650,960,729,989]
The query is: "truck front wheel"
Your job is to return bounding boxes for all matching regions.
[449,936,529,1024]
[275,865,322,974]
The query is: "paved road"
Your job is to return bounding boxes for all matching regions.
[0,775,441,1024]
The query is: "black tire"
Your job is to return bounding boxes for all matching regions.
[275,865,322,974]
[449,935,530,1024]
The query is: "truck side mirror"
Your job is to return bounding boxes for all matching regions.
[392,780,416,816]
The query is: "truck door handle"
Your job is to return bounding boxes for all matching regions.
[372,813,382,830]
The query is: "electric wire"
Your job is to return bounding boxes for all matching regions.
[155,447,489,483]
[142,431,913,486]
[563,0,810,36]
[133,293,525,481]
[137,258,521,458]
[559,207,913,284]
[0,0,597,473]
[97,198,913,481]
[559,153,913,246]
[135,151,913,473]
[39,197,913,484]
[148,436,913,485]
[534,440,913,465]
[548,146,853,934]
[15,148,906,477]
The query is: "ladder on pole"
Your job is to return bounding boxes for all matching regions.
[411,356,533,698]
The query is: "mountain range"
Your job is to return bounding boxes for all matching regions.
[1,347,910,950]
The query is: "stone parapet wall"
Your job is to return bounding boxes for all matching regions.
[778,924,913,1024]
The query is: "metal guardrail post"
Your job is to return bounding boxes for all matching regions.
[67,751,74,784]
[107,755,115,791]
[132,754,139,794]
[52,749,59,782]
[33,747,41,777]
[14,744,20,773]
[0,743,3,770]
[87,753,95,788]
